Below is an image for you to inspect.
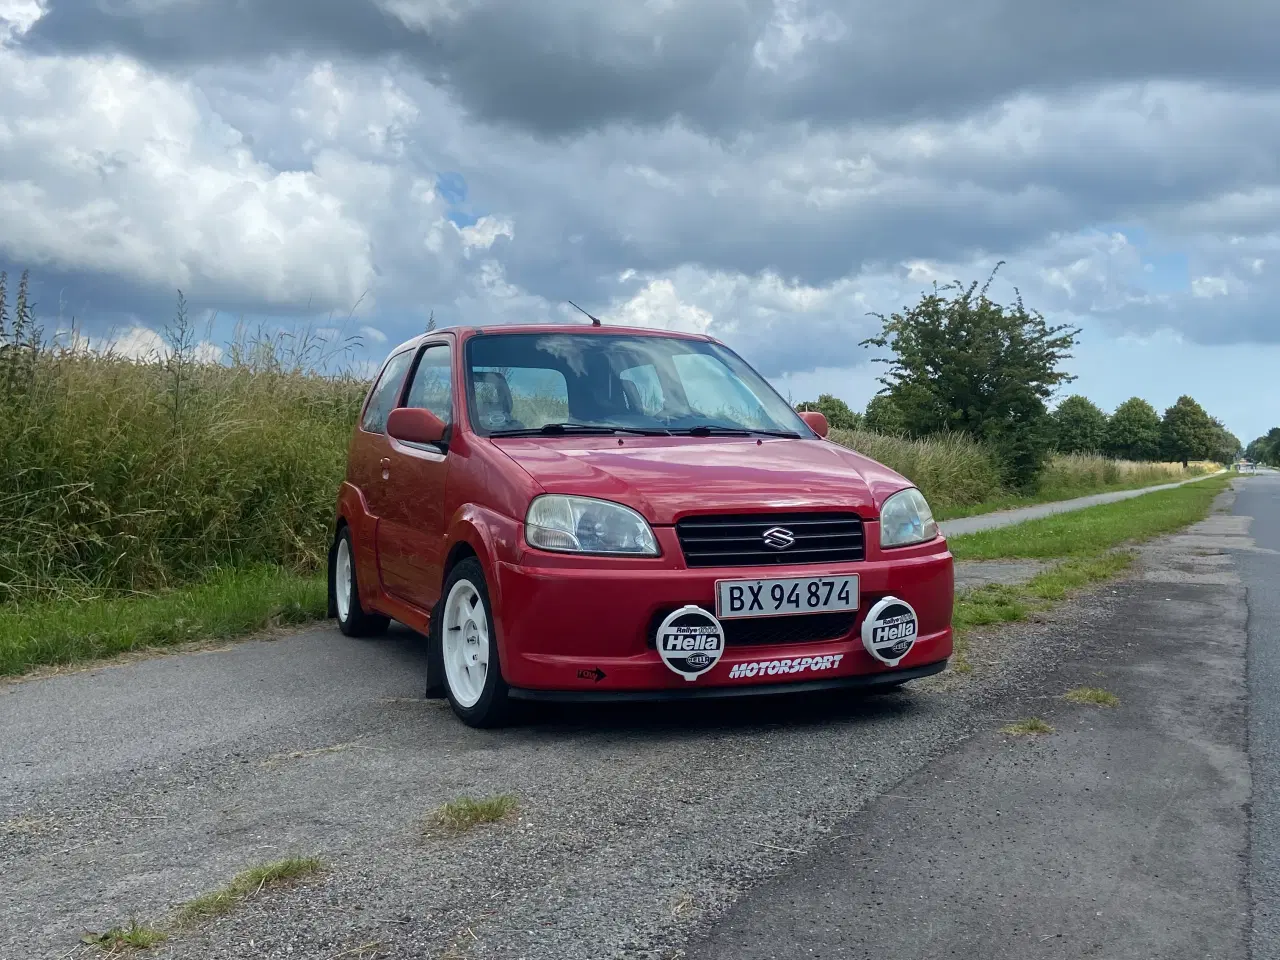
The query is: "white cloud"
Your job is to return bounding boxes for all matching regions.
[359,325,388,344]
[458,215,514,252]
[0,45,378,310]
[609,278,714,333]
[1191,275,1230,298]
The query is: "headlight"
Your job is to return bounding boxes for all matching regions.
[879,488,939,549]
[526,495,660,556]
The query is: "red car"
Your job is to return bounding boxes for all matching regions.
[328,324,954,726]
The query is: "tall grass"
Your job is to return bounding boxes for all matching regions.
[827,431,1215,520]
[1036,454,1212,499]
[0,296,366,605]
[828,428,1005,512]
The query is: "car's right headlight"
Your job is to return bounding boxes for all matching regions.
[525,495,660,556]
[879,487,939,548]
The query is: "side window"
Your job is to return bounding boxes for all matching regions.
[360,350,414,433]
[619,363,664,416]
[403,343,453,425]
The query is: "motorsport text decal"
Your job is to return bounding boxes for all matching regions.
[727,654,844,679]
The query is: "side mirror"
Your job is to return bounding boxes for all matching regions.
[387,407,447,446]
[799,410,829,439]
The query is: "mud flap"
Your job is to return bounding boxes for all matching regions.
[424,601,447,699]
[325,533,339,619]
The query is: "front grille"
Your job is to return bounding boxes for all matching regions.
[675,512,866,568]
[723,611,856,646]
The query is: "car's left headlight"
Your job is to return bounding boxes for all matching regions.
[879,487,939,548]
[525,495,660,556]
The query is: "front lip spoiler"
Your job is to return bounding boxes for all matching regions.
[506,659,948,703]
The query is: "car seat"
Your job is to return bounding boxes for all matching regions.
[472,371,523,430]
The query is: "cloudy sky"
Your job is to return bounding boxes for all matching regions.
[1,0,1276,442]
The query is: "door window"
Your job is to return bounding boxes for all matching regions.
[361,350,415,433]
[403,343,453,425]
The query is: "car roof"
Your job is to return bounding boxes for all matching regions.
[384,323,713,358]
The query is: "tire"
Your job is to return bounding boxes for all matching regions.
[330,526,390,638]
[432,558,511,728]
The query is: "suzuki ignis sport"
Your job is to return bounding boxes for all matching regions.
[328,324,954,727]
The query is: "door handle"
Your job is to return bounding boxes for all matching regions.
[380,458,391,468]
[380,457,391,480]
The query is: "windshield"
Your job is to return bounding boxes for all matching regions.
[464,332,812,438]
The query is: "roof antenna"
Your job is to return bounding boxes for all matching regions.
[566,300,602,327]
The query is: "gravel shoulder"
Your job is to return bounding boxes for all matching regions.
[0,485,1248,960]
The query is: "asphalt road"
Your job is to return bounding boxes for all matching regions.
[1232,472,1280,958]
[688,493,1256,959]
[0,477,1262,960]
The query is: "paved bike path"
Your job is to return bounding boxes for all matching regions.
[939,470,1225,538]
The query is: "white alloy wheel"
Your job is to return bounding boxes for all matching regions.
[442,578,490,708]
[334,536,353,623]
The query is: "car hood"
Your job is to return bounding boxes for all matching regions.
[489,436,912,524]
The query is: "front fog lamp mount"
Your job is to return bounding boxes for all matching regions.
[879,487,939,549]
[525,495,660,556]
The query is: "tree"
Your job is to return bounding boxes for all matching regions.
[1247,428,1280,466]
[861,269,1080,489]
[1050,395,1108,454]
[1105,397,1162,461]
[1160,396,1216,467]
[1205,418,1241,465]
[796,393,861,430]
[864,393,907,435]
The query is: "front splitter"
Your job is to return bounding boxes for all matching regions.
[506,659,948,703]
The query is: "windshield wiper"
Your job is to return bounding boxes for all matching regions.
[675,425,802,438]
[491,423,671,437]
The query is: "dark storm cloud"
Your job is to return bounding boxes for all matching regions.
[22,0,1280,136]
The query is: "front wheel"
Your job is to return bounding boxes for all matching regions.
[432,558,511,728]
[331,527,390,638]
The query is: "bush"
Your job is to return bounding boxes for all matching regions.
[796,394,861,430]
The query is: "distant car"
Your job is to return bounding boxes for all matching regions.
[328,324,954,726]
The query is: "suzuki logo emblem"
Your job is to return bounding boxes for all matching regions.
[762,526,796,550]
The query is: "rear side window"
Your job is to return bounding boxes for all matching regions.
[360,350,414,433]
[403,343,453,425]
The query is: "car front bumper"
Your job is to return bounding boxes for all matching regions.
[491,537,954,695]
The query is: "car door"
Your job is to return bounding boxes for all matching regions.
[375,340,454,611]
[350,347,416,524]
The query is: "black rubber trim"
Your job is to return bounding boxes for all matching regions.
[506,659,948,703]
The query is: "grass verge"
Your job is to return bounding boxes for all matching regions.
[946,474,1231,672]
[948,474,1231,561]
[424,795,519,837]
[174,857,323,927]
[933,467,1217,521]
[0,566,324,678]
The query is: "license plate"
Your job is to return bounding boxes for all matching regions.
[715,575,859,620]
